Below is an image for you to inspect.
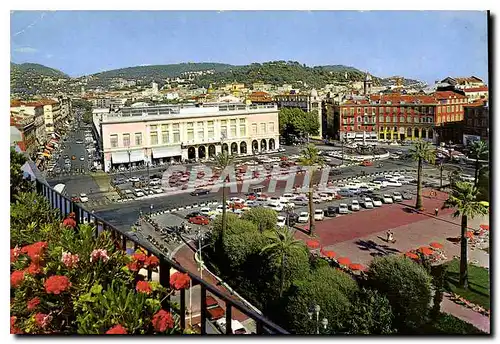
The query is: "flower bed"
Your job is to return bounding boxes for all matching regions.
[10,192,193,335]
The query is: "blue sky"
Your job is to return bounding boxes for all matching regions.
[10,11,488,83]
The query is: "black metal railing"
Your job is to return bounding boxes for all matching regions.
[34,180,288,335]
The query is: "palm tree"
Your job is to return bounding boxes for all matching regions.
[298,144,324,236]
[409,140,436,209]
[442,182,488,288]
[469,141,489,187]
[261,227,305,297]
[213,151,235,244]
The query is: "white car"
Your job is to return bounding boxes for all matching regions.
[281,199,296,209]
[230,197,245,204]
[215,318,249,335]
[372,180,388,188]
[385,179,402,187]
[351,200,360,211]
[277,216,286,228]
[281,193,295,202]
[314,209,325,221]
[267,202,284,212]
[382,194,394,204]
[153,188,163,194]
[318,193,333,202]
[199,207,211,216]
[80,193,89,203]
[366,182,382,190]
[372,197,383,207]
[338,203,349,214]
[298,212,309,223]
[216,204,230,213]
[267,196,281,204]
[392,192,403,202]
[460,174,475,183]
[363,197,374,209]
[312,196,322,204]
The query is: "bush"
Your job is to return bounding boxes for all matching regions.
[280,266,358,334]
[416,313,487,334]
[366,255,432,332]
[345,288,395,334]
[241,207,278,232]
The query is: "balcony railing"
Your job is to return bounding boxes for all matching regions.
[34,179,288,335]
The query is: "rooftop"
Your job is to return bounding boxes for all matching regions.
[101,103,277,124]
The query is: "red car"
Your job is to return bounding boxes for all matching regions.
[188,216,210,225]
[361,160,373,166]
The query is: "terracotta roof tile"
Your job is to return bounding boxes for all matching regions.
[463,86,488,92]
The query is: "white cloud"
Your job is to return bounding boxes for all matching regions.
[13,46,38,53]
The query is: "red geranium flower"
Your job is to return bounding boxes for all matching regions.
[45,275,71,295]
[136,280,152,294]
[62,217,77,229]
[132,252,147,263]
[145,255,159,268]
[10,246,21,263]
[11,270,25,288]
[25,262,43,276]
[151,309,174,332]
[10,316,22,334]
[21,242,48,264]
[106,324,128,334]
[170,272,191,290]
[126,261,141,272]
[34,313,52,329]
[27,297,41,311]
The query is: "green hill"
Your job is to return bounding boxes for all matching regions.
[11,62,69,78]
[92,62,234,80]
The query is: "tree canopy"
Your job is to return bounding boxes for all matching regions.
[279,108,320,140]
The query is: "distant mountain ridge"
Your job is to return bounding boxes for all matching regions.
[10,61,425,95]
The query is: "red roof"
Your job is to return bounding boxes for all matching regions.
[434,91,467,99]
[464,86,488,92]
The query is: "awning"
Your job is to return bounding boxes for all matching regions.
[111,150,144,164]
[152,146,182,159]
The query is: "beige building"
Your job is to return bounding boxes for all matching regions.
[98,103,280,172]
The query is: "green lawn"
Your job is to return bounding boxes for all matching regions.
[417,313,487,335]
[444,259,490,310]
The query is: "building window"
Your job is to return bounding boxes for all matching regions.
[186,122,194,141]
[437,107,441,114]
[460,105,463,111]
[357,107,361,113]
[220,120,228,138]
[357,125,361,130]
[414,117,419,123]
[252,123,257,135]
[260,123,267,134]
[161,125,169,144]
[150,125,157,131]
[350,108,354,116]
[230,119,237,137]
[135,133,142,146]
[268,122,275,133]
[122,133,130,147]
[429,107,434,114]
[110,134,118,148]
[207,121,214,139]
[357,116,361,122]
[172,123,180,143]
[386,116,391,123]
[379,115,384,123]
[380,107,385,113]
[197,128,204,141]
[400,117,405,123]
[392,107,397,113]
[342,108,347,116]
[447,106,450,113]
[150,132,158,145]
[364,116,368,123]
[428,117,433,123]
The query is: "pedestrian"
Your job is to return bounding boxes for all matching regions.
[386,230,391,242]
[388,230,394,243]
[435,208,439,217]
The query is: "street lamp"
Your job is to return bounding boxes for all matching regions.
[308,304,328,334]
[197,230,204,279]
[150,204,153,215]
[127,146,132,180]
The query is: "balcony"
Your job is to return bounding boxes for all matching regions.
[24,180,288,335]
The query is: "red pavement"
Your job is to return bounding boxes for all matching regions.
[294,189,454,246]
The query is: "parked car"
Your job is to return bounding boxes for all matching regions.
[267,202,284,212]
[79,193,89,203]
[133,189,145,198]
[338,204,349,214]
[292,197,309,206]
[215,318,250,335]
[337,189,354,197]
[392,192,403,202]
[313,209,325,221]
[351,200,360,211]
[363,197,374,209]
[188,216,210,225]
[199,207,211,216]
[366,182,382,190]
[385,179,402,187]
[286,212,299,226]
[276,216,286,228]
[382,194,394,204]
[70,195,80,202]
[372,197,383,207]
[185,211,201,219]
[402,192,413,200]
[326,206,337,217]
[298,212,309,223]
